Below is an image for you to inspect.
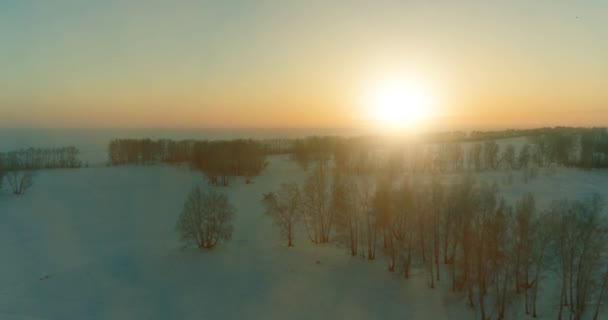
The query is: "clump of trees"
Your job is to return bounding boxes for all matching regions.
[108,139,267,186]
[191,140,267,186]
[551,195,608,320]
[262,183,301,247]
[300,164,335,243]
[291,136,337,170]
[331,174,365,256]
[108,139,166,165]
[265,158,608,319]
[176,186,235,249]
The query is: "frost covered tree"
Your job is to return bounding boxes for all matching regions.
[6,170,33,195]
[262,182,301,247]
[176,186,235,249]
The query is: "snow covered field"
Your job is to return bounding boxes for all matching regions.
[0,156,472,319]
[1,136,608,319]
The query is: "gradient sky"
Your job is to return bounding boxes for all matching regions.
[1,0,607,130]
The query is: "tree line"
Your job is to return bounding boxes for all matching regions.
[0,147,81,170]
[263,163,608,320]
[289,128,608,176]
[108,139,267,186]
[0,146,82,195]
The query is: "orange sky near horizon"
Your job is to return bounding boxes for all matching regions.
[1,1,607,130]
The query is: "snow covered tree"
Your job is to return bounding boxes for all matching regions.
[262,182,301,247]
[176,186,235,249]
[6,170,33,195]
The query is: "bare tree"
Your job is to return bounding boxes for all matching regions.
[0,168,4,191]
[6,171,33,195]
[176,186,235,249]
[553,195,608,320]
[373,176,391,262]
[526,209,554,318]
[513,193,535,296]
[332,174,361,256]
[593,265,608,320]
[301,164,334,243]
[392,178,417,278]
[500,144,516,170]
[468,143,482,171]
[262,182,301,247]
[483,140,499,170]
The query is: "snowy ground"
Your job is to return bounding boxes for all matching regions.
[0,156,471,320]
[1,153,607,319]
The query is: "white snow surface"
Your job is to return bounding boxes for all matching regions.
[0,156,475,320]
[1,153,607,319]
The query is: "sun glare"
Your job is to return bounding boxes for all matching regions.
[366,78,435,130]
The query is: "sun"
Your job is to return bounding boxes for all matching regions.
[365,78,435,129]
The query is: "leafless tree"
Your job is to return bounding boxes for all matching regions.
[526,209,553,318]
[483,140,500,170]
[513,193,535,296]
[6,171,33,195]
[332,174,361,256]
[301,164,334,243]
[373,176,392,262]
[500,144,516,170]
[468,143,482,171]
[553,195,608,320]
[0,168,4,191]
[176,186,235,249]
[262,182,301,247]
[391,178,417,278]
[593,265,608,320]
[429,174,443,285]
[512,192,553,317]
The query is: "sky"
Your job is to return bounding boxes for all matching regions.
[1,0,607,130]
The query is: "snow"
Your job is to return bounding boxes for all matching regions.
[0,156,471,319]
[1,137,607,319]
